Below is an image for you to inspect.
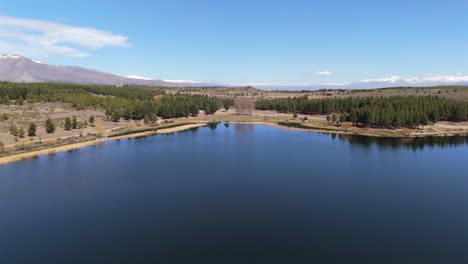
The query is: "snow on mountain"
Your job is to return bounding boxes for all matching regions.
[126,75,152,80]
[0,55,181,86]
[1,55,466,90]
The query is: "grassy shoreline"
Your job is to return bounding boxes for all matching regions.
[0,123,207,166]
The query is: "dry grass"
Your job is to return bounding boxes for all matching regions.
[0,102,138,145]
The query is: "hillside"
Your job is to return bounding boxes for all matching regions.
[0,55,181,86]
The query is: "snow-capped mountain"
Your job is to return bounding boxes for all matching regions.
[252,75,468,90]
[1,55,466,90]
[0,55,181,86]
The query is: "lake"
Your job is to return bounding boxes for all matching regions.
[0,123,467,264]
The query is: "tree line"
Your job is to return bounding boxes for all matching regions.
[256,96,468,128]
[0,82,234,120]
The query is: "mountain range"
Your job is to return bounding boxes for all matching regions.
[0,54,185,87]
[1,54,467,89]
[252,76,468,90]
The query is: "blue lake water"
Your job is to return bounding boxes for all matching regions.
[0,123,467,264]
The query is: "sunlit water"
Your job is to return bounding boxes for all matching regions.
[0,123,467,264]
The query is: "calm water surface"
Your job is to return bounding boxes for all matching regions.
[0,123,467,264]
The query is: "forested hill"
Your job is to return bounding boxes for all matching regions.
[0,82,233,120]
[256,96,468,128]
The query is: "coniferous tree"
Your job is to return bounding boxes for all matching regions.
[150,113,158,122]
[72,116,78,129]
[64,117,72,130]
[420,112,429,128]
[339,113,346,123]
[18,127,25,138]
[89,115,95,126]
[349,109,358,125]
[45,118,55,133]
[28,123,37,137]
[111,112,121,122]
[9,124,18,136]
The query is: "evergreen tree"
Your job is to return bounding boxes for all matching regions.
[394,111,404,128]
[189,103,199,116]
[420,112,429,128]
[72,116,78,129]
[111,112,121,122]
[18,127,25,138]
[45,118,55,133]
[64,117,72,130]
[9,124,18,136]
[349,109,358,125]
[223,99,232,111]
[89,116,95,126]
[28,123,37,137]
[339,113,346,123]
[326,115,331,123]
[150,113,158,122]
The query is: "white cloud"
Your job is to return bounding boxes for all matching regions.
[315,71,332,76]
[0,15,130,57]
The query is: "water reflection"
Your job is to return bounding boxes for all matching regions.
[207,122,218,130]
[338,134,468,150]
[234,124,255,134]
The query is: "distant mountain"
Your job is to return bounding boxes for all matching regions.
[0,55,182,86]
[3,55,466,90]
[253,75,468,90]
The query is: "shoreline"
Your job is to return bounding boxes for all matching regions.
[226,121,468,138]
[0,123,207,166]
[1,121,467,166]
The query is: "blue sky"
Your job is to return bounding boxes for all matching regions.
[1,0,467,86]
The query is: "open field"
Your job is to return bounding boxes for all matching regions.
[0,102,137,145]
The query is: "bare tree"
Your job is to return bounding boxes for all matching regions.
[234,98,255,115]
